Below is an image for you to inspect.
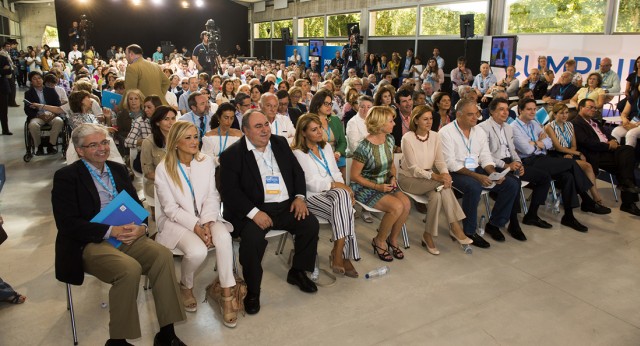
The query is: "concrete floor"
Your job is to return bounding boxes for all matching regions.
[1,100,639,346]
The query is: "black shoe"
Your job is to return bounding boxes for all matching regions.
[620,185,640,194]
[484,223,505,242]
[47,145,58,155]
[153,333,186,346]
[522,215,553,229]
[581,202,611,214]
[1,131,12,135]
[561,215,588,232]
[620,203,640,216]
[9,103,19,107]
[105,340,133,346]
[469,233,490,248]
[35,146,45,156]
[508,226,527,241]
[286,268,318,293]
[244,293,260,315]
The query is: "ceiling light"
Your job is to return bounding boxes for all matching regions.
[195,0,204,7]
[151,0,163,5]
[131,0,141,6]
[181,0,189,8]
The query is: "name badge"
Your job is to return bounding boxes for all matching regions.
[555,95,563,101]
[348,56,353,62]
[265,175,281,195]
[464,157,478,170]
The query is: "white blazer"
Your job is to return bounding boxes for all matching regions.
[154,153,232,249]
[293,144,345,198]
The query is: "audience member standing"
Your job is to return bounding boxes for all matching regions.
[124,44,170,105]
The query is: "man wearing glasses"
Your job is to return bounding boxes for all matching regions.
[597,57,621,104]
[232,92,251,129]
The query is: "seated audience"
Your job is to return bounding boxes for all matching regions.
[309,89,347,177]
[392,88,414,151]
[570,72,605,110]
[261,92,295,142]
[275,89,302,127]
[496,65,520,97]
[613,83,640,148]
[373,85,395,107]
[202,102,243,167]
[564,59,583,87]
[116,89,145,156]
[432,92,455,131]
[420,58,443,92]
[520,68,548,100]
[178,76,198,114]
[543,72,579,106]
[178,91,211,147]
[597,57,620,94]
[24,71,65,156]
[350,106,411,261]
[125,95,161,149]
[472,62,497,102]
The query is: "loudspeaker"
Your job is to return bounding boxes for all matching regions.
[281,27,291,44]
[460,14,474,38]
[160,41,175,57]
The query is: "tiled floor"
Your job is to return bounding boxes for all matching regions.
[1,101,639,345]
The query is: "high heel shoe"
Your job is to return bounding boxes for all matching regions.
[371,238,393,262]
[329,254,345,276]
[343,259,359,278]
[220,294,238,328]
[386,238,404,260]
[449,230,473,245]
[421,234,440,255]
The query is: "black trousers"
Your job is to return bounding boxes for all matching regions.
[8,76,16,105]
[597,145,639,204]
[502,157,551,209]
[238,200,319,295]
[522,155,592,209]
[0,92,8,133]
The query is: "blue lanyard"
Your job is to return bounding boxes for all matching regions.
[516,119,536,141]
[82,159,118,198]
[555,122,572,147]
[310,145,333,178]
[191,113,206,139]
[559,84,569,96]
[323,123,332,142]
[274,121,279,135]
[453,120,472,155]
[178,162,199,217]
[258,144,275,174]
[217,127,229,156]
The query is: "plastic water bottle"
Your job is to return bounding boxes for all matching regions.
[478,215,486,236]
[310,266,320,282]
[365,266,390,279]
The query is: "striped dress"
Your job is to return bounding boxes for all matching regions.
[549,120,575,149]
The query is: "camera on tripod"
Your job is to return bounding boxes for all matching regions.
[205,19,221,52]
[347,23,363,50]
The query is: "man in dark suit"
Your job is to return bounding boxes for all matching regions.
[572,99,640,216]
[219,110,319,315]
[0,52,12,135]
[520,68,548,100]
[232,92,251,130]
[24,71,65,155]
[397,48,415,87]
[51,124,187,346]
[276,89,302,127]
[392,87,414,152]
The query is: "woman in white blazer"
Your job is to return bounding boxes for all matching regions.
[154,121,237,327]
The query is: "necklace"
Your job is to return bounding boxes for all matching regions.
[415,131,430,142]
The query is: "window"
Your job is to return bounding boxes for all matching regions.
[272,19,293,38]
[616,0,640,33]
[420,1,487,36]
[298,16,324,38]
[327,13,361,37]
[369,8,417,36]
[254,22,271,39]
[42,25,59,48]
[505,0,606,33]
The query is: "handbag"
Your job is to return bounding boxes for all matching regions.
[205,273,248,315]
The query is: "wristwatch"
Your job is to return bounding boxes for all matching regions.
[295,195,306,202]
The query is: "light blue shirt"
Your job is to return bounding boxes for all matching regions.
[472,73,497,94]
[512,118,552,158]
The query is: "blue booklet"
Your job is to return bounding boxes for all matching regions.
[90,190,149,248]
[101,90,123,111]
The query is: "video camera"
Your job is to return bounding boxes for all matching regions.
[347,23,363,50]
[204,19,222,74]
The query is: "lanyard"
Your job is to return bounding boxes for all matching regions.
[310,145,333,179]
[178,162,200,217]
[257,144,275,174]
[191,113,206,140]
[453,120,472,155]
[82,159,118,198]
[217,127,229,156]
[323,123,332,142]
[516,119,536,141]
[559,84,569,96]
[555,122,572,147]
[274,120,279,136]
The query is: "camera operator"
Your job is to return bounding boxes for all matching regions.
[193,31,214,75]
[342,34,360,81]
[68,21,80,49]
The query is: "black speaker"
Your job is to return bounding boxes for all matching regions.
[160,41,175,57]
[460,14,475,38]
[281,27,291,44]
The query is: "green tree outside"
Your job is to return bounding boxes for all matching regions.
[616,0,640,32]
[420,4,487,35]
[300,16,325,37]
[506,0,606,33]
[273,19,293,38]
[328,13,361,37]
[370,8,417,36]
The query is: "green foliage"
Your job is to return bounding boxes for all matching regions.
[256,22,271,39]
[273,20,293,38]
[506,0,606,33]
[328,13,361,37]
[616,0,640,32]
[420,5,487,35]
[42,25,59,48]
[371,8,417,36]
[301,16,325,37]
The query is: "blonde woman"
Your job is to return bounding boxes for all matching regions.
[154,121,237,327]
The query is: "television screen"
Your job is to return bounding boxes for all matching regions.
[490,36,518,68]
[309,40,323,57]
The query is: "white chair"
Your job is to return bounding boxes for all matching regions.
[597,169,619,202]
[520,180,530,214]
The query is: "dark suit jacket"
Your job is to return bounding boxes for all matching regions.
[393,107,406,147]
[219,135,307,234]
[531,80,549,100]
[287,107,303,128]
[431,111,456,132]
[24,86,61,120]
[398,56,415,77]
[571,115,613,174]
[52,160,145,285]
[0,54,12,95]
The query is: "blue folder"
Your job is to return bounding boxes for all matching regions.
[90,190,149,248]
[101,90,123,111]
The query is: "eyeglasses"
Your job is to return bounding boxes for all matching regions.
[81,139,110,150]
[322,102,332,107]
[181,82,188,85]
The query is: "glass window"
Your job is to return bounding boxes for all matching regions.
[42,25,59,48]
[369,8,417,36]
[505,0,606,33]
[272,19,293,38]
[420,1,487,36]
[254,22,271,39]
[298,16,325,38]
[327,13,361,37]
[616,0,640,33]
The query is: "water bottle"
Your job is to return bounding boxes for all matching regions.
[478,215,486,236]
[365,266,390,279]
[310,266,320,282]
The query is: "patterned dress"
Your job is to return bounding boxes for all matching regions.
[350,134,395,207]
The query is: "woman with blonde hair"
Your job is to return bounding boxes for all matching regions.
[350,106,411,262]
[292,114,359,277]
[154,121,237,327]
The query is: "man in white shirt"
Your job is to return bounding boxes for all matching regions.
[439,99,520,248]
[261,93,295,142]
[472,62,497,101]
[346,95,373,156]
[68,44,82,65]
[433,47,445,70]
[597,57,621,104]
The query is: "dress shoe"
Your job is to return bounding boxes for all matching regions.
[508,226,527,241]
[484,223,505,242]
[105,340,133,346]
[243,293,260,315]
[47,145,58,155]
[580,202,611,214]
[1,131,12,135]
[35,146,45,156]
[9,103,19,107]
[561,215,588,232]
[286,268,318,293]
[522,215,553,229]
[153,333,186,346]
[620,203,640,216]
[620,185,640,194]
[469,233,490,248]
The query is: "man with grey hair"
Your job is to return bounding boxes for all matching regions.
[597,57,620,104]
[422,80,435,105]
[260,93,295,142]
[542,71,579,106]
[52,123,187,346]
